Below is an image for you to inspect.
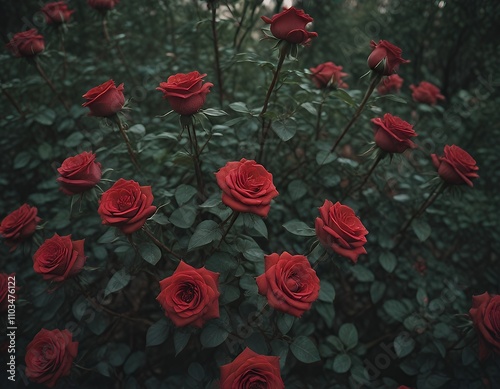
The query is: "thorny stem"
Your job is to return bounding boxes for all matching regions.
[186,122,206,199]
[211,5,224,106]
[213,211,240,252]
[341,151,386,202]
[33,59,70,111]
[114,116,141,171]
[314,94,327,141]
[142,226,182,262]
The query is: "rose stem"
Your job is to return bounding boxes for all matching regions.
[312,250,330,270]
[235,1,259,52]
[214,211,240,251]
[257,42,290,163]
[58,27,68,80]
[232,0,248,48]
[210,4,224,106]
[314,92,328,141]
[341,151,386,202]
[186,122,206,199]
[33,59,70,111]
[142,227,182,262]
[0,83,25,116]
[113,116,141,171]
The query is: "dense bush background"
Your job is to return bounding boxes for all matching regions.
[1,0,499,388]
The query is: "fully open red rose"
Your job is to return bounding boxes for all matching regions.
[256,252,320,317]
[25,329,78,388]
[310,61,348,89]
[98,178,156,234]
[41,2,75,25]
[262,7,317,45]
[82,80,125,117]
[87,0,119,11]
[431,145,479,187]
[315,200,368,263]
[156,261,220,328]
[372,113,417,154]
[0,204,41,250]
[220,347,284,389]
[216,158,279,218]
[367,40,409,76]
[57,151,102,195]
[377,74,404,95]
[157,71,213,116]
[410,81,445,105]
[33,234,86,282]
[6,29,45,58]
[469,292,500,360]
[0,273,18,312]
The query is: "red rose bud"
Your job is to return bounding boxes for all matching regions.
[157,71,213,116]
[57,151,102,195]
[410,81,445,105]
[41,2,75,25]
[0,204,41,250]
[469,292,500,360]
[372,113,417,154]
[156,261,220,328]
[0,273,19,312]
[5,29,45,58]
[87,0,120,11]
[315,200,368,263]
[431,145,479,187]
[98,178,156,234]
[82,79,125,117]
[377,74,404,95]
[215,158,279,218]
[261,7,318,45]
[25,329,78,388]
[367,40,409,76]
[256,252,320,317]
[33,234,86,282]
[310,61,349,89]
[220,347,284,389]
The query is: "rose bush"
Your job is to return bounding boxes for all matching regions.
[431,145,479,187]
[82,80,125,117]
[57,151,102,195]
[5,29,45,58]
[261,7,318,45]
[469,292,500,360]
[372,113,417,154]
[410,81,445,105]
[310,61,349,89]
[0,204,40,250]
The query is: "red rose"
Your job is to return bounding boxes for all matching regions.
[215,158,279,218]
[469,292,500,360]
[220,347,284,389]
[431,145,479,187]
[156,71,213,116]
[0,273,18,312]
[409,81,445,105]
[315,200,368,263]
[82,79,125,117]
[57,151,102,195]
[256,252,320,317]
[0,204,41,250]
[310,61,348,89]
[41,2,75,25]
[5,29,45,58]
[367,40,409,76]
[156,261,220,328]
[25,329,78,388]
[33,234,86,282]
[261,7,318,45]
[98,178,156,234]
[377,74,404,95]
[371,113,417,154]
[87,0,120,11]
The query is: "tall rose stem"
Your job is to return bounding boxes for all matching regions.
[142,227,182,262]
[312,250,330,270]
[186,122,206,199]
[33,59,70,111]
[214,211,240,251]
[113,116,141,171]
[58,28,68,80]
[211,5,224,106]
[257,42,290,163]
[314,95,326,141]
[341,151,386,201]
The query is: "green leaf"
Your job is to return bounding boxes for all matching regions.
[200,323,229,348]
[175,184,198,206]
[339,323,358,349]
[271,339,289,369]
[412,219,432,242]
[290,336,321,363]
[332,89,357,107]
[219,284,240,304]
[283,220,316,237]
[394,333,415,357]
[272,121,297,142]
[38,143,53,160]
[229,102,250,113]
[239,275,258,296]
[188,362,205,381]
[288,180,308,201]
[138,242,162,265]
[326,335,344,352]
[150,212,170,225]
[316,301,335,328]
[318,280,336,302]
[169,205,197,229]
[370,281,386,303]
[107,343,131,367]
[88,311,109,335]
[174,330,191,356]
[128,124,146,137]
[350,265,374,282]
[277,313,295,335]
[383,300,408,322]
[301,102,317,116]
[105,269,131,296]
[202,108,228,117]
[64,132,85,148]
[146,318,170,347]
[379,252,397,273]
[333,353,352,373]
[13,152,31,169]
[316,150,336,165]
[188,220,222,251]
[123,351,146,375]
[241,213,268,239]
[34,108,56,125]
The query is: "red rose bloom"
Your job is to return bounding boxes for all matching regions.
[377,74,404,95]
[220,347,284,389]
[0,204,41,250]
[469,292,500,360]
[0,273,18,312]
[310,61,348,89]
[41,2,75,25]
[82,80,125,117]
[215,158,279,218]
[87,0,120,11]
[6,29,45,58]
[371,113,417,154]
[315,200,368,263]
[33,234,86,282]
[431,145,479,187]
[256,252,320,317]
[25,329,78,388]
[261,7,318,45]
[57,151,102,195]
[157,71,213,116]
[410,81,445,105]
[367,40,409,76]
[98,178,156,234]
[156,261,220,328]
